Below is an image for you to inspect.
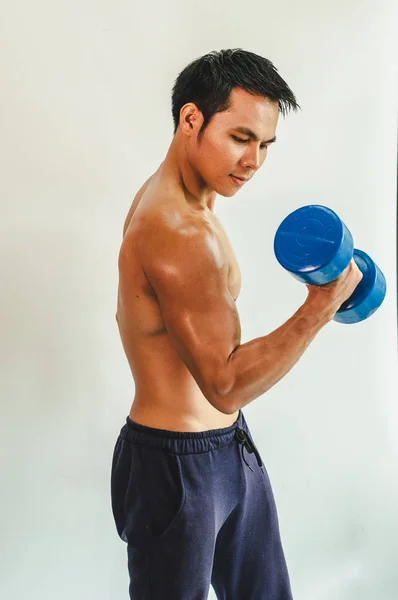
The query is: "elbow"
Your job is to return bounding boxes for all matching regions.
[212,392,237,415]
[211,364,236,415]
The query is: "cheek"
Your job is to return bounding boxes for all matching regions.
[200,137,243,175]
[221,140,244,164]
[207,141,236,170]
[208,133,234,155]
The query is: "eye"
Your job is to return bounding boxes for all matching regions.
[232,135,248,143]
[232,135,269,150]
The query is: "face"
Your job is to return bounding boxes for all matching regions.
[182,87,279,197]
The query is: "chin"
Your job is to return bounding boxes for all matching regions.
[218,190,238,198]
[219,186,240,198]
[212,181,239,198]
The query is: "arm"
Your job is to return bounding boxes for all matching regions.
[139,216,333,414]
[222,300,332,411]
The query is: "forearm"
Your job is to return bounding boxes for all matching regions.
[217,299,334,413]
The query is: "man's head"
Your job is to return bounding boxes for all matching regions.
[170,49,300,198]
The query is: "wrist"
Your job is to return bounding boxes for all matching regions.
[301,294,335,327]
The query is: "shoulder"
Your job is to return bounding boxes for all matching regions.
[137,207,224,281]
[122,175,155,237]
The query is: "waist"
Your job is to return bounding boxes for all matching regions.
[128,395,239,432]
[120,409,245,452]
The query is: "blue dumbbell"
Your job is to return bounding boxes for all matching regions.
[273,205,387,324]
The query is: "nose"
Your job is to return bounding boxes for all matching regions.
[240,145,263,171]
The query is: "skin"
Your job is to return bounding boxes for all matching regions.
[116,88,280,431]
[117,86,363,428]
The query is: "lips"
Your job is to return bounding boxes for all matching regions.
[230,175,248,186]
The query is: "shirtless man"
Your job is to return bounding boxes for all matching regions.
[111,49,362,600]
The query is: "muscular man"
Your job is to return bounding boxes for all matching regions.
[111,49,362,599]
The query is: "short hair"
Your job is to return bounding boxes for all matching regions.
[171,48,300,136]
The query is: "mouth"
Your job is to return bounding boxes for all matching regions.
[230,175,248,186]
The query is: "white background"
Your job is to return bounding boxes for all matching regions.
[1,0,397,598]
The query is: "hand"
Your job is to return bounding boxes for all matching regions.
[305,258,363,317]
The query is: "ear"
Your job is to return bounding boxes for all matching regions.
[179,103,203,135]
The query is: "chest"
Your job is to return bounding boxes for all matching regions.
[124,185,241,301]
[207,214,241,301]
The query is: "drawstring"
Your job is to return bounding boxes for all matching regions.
[235,428,264,473]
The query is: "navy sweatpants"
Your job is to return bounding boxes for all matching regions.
[110,409,293,599]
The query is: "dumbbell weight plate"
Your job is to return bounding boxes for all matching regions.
[334,249,387,324]
[274,205,354,285]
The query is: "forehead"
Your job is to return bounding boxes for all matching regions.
[218,87,279,127]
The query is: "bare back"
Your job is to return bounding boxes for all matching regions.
[116,168,241,431]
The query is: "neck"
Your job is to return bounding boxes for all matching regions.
[159,132,217,212]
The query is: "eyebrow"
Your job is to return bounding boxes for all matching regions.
[233,126,277,144]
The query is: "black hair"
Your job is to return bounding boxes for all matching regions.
[171,48,300,136]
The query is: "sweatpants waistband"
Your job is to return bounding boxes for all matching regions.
[119,409,247,454]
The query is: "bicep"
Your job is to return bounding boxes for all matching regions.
[140,222,241,407]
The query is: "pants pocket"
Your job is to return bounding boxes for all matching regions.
[140,446,187,540]
[110,436,136,542]
[120,444,187,542]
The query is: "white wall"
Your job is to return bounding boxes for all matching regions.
[1,1,397,598]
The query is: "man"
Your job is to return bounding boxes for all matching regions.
[110,49,362,599]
